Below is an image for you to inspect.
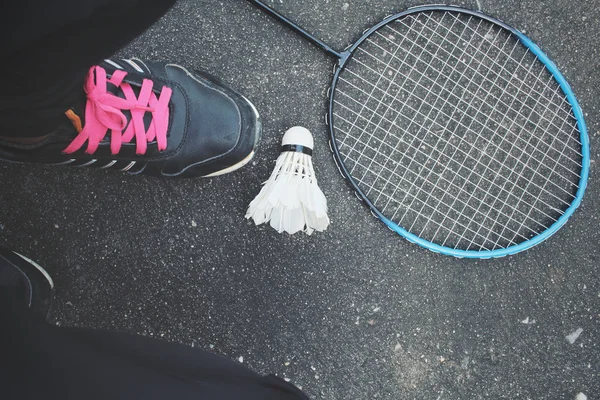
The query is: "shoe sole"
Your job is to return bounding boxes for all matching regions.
[202,150,255,177]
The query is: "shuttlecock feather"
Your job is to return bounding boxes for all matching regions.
[246,126,330,235]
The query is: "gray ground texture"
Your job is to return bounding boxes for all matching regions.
[1,1,599,399]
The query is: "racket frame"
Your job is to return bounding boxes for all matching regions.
[247,2,590,258]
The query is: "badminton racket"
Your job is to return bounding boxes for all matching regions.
[247,2,590,258]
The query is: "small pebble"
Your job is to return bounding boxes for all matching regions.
[566,328,584,344]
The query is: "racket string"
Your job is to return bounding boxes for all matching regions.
[426,58,536,248]
[343,151,513,249]
[333,108,553,237]
[394,12,578,129]
[473,83,575,248]
[334,112,551,246]
[372,14,518,247]
[336,82,576,247]
[380,21,583,157]
[336,66,580,208]
[380,18,582,155]
[466,94,574,250]
[345,13,434,186]
[334,79,575,215]
[333,10,582,250]
[499,111,577,246]
[340,15,420,164]
[366,12,479,216]
[334,80,575,213]
[416,22,577,249]
[341,42,581,190]
[348,38,583,177]
[381,14,528,245]
[355,12,467,209]
[446,12,575,111]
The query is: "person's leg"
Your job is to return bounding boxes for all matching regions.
[0,247,309,400]
[1,0,178,139]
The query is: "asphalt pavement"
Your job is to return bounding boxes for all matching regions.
[1,0,599,398]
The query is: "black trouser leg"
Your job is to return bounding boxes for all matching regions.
[0,0,178,138]
[0,290,309,400]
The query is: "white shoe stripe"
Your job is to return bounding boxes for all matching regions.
[120,161,136,172]
[130,57,150,72]
[125,59,144,73]
[99,160,117,169]
[128,163,147,175]
[104,59,123,70]
[50,159,76,166]
[75,159,97,167]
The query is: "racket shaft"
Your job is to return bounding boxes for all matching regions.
[246,0,343,59]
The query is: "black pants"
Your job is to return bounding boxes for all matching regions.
[0,290,309,399]
[1,0,179,138]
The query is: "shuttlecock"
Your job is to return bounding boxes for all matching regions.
[246,126,330,235]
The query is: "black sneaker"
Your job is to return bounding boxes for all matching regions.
[0,247,54,320]
[0,58,261,177]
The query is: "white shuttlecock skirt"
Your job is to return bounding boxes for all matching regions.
[246,151,329,235]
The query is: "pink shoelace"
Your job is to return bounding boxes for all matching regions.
[63,65,172,155]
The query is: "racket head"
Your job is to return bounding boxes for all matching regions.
[327,5,590,258]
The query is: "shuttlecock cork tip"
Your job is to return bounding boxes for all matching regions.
[282,126,314,149]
